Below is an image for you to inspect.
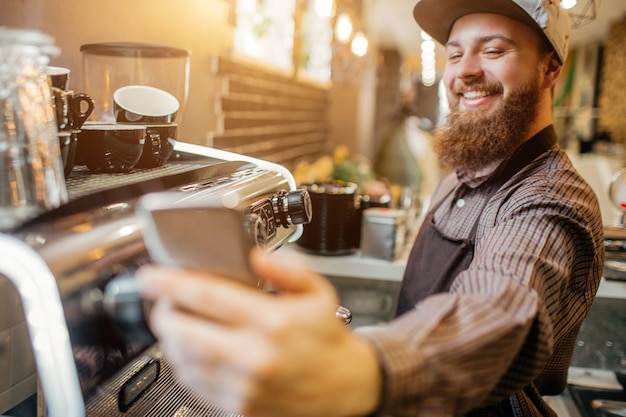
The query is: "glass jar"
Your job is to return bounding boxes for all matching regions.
[80,42,190,125]
[0,27,68,230]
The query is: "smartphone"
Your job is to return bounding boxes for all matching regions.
[136,193,260,288]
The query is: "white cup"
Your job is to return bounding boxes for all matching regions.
[113,85,180,124]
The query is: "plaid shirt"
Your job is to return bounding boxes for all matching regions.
[357,128,605,417]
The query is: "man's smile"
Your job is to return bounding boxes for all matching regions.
[453,83,504,109]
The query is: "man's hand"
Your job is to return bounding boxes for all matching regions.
[136,248,381,417]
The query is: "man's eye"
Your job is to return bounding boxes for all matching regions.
[484,49,503,56]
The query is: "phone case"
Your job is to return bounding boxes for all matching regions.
[136,193,259,287]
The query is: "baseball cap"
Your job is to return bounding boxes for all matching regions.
[413,0,571,63]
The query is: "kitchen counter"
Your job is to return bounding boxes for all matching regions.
[284,245,407,282]
[285,243,626,299]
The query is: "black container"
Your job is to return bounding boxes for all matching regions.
[134,123,177,168]
[297,181,361,255]
[76,124,146,173]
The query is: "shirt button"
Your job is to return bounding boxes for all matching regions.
[456,198,465,208]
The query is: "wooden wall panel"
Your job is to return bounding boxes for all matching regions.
[599,14,626,147]
[209,55,331,169]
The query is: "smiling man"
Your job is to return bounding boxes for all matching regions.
[137,1,605,416]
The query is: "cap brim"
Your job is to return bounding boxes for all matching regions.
[413,0,542,47]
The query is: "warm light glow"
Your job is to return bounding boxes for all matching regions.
[422,71,436,87]
[351,32,368,56]
[315,0,334,18]
[421,39,435,53]
[421,50,435,61]
[421,60,436,70]
[336,13,353,42]
[420,37,437,87]
[560,0,577,9]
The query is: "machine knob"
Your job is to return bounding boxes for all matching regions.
[243,212,268,247]
[272,189,312,227]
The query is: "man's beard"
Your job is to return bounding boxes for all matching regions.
[433,73,542,172]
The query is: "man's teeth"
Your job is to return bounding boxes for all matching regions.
[463,91,491,99]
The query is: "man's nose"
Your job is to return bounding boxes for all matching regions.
[456,54,484,80]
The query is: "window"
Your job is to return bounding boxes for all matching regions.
[233,0,332,82]
[297,0,333,82]
[233,0,296,71]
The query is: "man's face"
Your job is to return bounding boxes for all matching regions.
[433,13,548,172]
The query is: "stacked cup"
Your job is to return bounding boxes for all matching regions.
[76,85,179,173]
[114,85,179,169]
[45,66,95,177]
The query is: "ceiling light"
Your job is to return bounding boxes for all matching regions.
[351,32,368,56]
[561,0,577,9]
[564,0,599,28]
[335,13,353,43]
[315,0,334,18]
[421,39,435,53]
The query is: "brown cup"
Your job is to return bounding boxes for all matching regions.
[58,131,72,171]
[51,88,95,132]
[69,92,95,130]
[77,124,146,173]
[134,123,177,168]
[63,130,80,178]
[45,66,71,90]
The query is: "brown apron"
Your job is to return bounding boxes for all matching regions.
[395,127,557,317]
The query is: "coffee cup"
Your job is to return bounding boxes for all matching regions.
[57,129,79,178]
[63,129,80,178]
[51,87,95,132]
[113,85,179,124]
[68,92,95,130]
[134,122,178,168]
[58,131,72,171]
[45,66,71,90]
[76,124,146,173]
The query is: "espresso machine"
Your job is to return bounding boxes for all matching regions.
[0,141,313,417]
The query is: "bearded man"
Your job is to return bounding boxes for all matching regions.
[138,1,605,416]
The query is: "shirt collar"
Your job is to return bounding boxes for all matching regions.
[455,159,504,188]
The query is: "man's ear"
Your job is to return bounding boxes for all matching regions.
[543,52,563,88]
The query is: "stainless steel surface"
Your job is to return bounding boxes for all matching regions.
[0,142,303,417]
[326,274,401,328]
[360,208,408,261]
[335,305,352,325]
[567,297,626,417]
[592,399,626,417]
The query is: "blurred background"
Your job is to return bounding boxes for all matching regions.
[2,0,625,198]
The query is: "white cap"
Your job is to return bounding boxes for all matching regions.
[413,0,571,63]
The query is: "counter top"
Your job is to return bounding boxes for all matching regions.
[284,244,407,281]
[284,243,626,299]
